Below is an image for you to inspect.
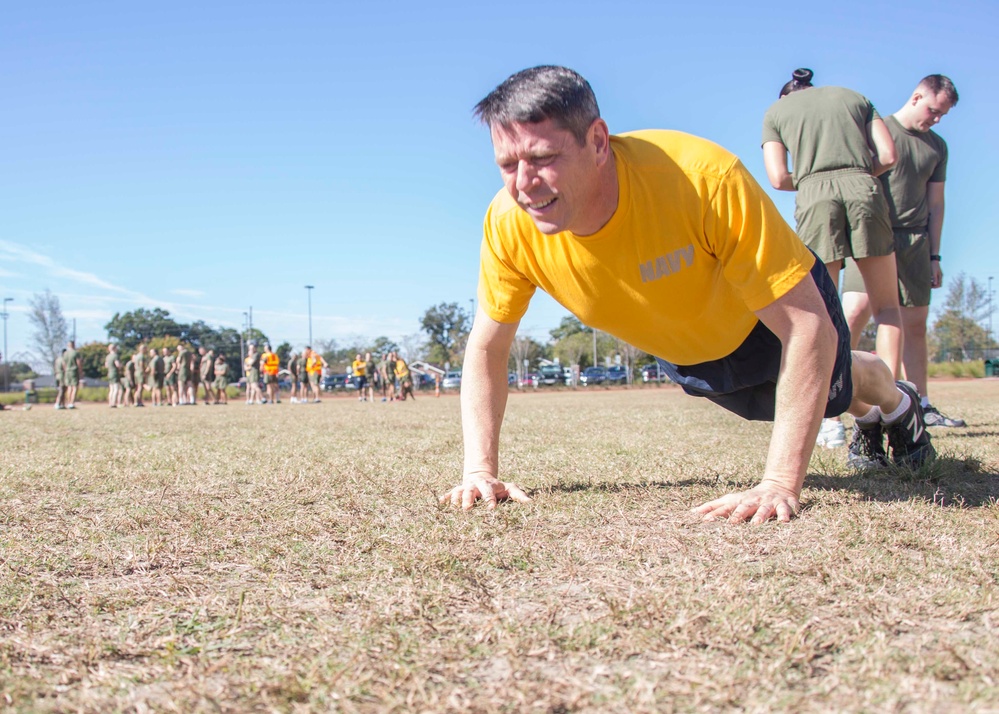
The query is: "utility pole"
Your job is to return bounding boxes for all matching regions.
[990,276,995,357]
[2,298,12,393]
[305,285,314,346]
[241,311,248,378]
[592,328,597,368]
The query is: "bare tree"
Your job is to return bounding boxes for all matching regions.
[615,339,645,385]
[27,290,68,372]
[398,332,428,363]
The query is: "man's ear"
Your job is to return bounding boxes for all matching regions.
[589,118,611,164]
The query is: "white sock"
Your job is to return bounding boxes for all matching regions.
[881,391,911,425]
[920,396,930,408]
[855,407,881,426]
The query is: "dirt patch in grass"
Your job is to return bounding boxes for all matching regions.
[1,381,997,712]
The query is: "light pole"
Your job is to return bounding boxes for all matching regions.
[989,276,994,357]
[305,285,314,346]
[2,298,12,392]
[241,311,248,378]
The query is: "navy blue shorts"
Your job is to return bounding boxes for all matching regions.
[654,257,853,422]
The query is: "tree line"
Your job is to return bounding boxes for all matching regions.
[14,276,996,386]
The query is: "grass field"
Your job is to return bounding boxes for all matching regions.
[2,381,998,712]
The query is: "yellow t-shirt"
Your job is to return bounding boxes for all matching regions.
[352,359,366,377]
[394,358,410,379]
[478,130,815,365]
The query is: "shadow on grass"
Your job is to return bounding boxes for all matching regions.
[805,455,999,508]
[533,456,999,509]
[535,477,739,496]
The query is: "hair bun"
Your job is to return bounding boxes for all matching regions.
[792,68,814,83]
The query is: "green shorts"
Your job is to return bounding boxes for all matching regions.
[153,375,164,389]
[308,372,320,385]
[166,375,177,386]
[64,371,79,387]
[178,370,189,383]
[248,369,259,383]
[124,375,136,389]
[795,169,893,264]
[264,373,278,384]
[842,229,931,308]
[213,376,228,390]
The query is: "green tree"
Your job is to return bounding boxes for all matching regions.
[275,341,293,365]
[420,302,471,365]
[105,308,184,351]
[371,336,399,357]
[549,315,590,342]
[76,342,110,379]
[27,289,69,370]
[4,361,38,384]
[509,334,546,377]
[932,273,992,361]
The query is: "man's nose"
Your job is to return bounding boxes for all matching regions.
[515,161,538,191]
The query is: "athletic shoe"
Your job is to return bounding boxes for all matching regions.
[885,382,936,468]
[922,404,966,428]
[816,418,846,448]
[847,423,889,470]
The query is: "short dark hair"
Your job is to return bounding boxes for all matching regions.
[918,74,959,106]
[779,68,814,98]
[473,65,600,146]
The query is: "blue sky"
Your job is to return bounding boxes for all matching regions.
[2,0,996,366]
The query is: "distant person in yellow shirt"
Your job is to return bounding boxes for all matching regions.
[440,66,935,523]
[351,353,368,402]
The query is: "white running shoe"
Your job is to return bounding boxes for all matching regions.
[816,418,846,449]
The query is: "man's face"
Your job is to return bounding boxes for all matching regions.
[910,90,953,132]
[491,118,603,235]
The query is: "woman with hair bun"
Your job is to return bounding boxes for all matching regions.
[762,68,903,451]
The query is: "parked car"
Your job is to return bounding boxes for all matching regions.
[562,367,574,385]
[442,371,462,389]
[508,372,518,386]
[521,372,540,387]
[641,363,670,383]
[536,364,563,386]
[579,366,607,385]
[322,374,354,391]
[416,373,437,390]
[606,365,630,384]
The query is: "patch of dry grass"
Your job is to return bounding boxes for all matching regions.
[1,382,998,712]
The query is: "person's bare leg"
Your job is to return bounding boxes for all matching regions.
[901,306,930,397]
[854,255,903,378]
[841,291,872,350]
[848,351,901,417]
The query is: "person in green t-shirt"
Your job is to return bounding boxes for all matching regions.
[162,347,177,406]
[133,344,148,407]
[150,349,165,406]
[840,75,964,429]
[61,341,83,409]
[106,344,122,408]
[53,351,67,410]
[762,68,905,452]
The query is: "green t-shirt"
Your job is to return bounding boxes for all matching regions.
[63,348,78,376]
[105,352,119,380]
[295,356,306,378]
[151,354,164,377]
[164,355,175,373]
[134,353,146,377]
[762,86,881,186]
[879,115,948,229]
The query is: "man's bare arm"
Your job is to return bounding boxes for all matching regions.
[927,181,945,289]
[440,308,529,510]
[694,273,838,523]
[868,118,898,177]
[762,141,794,191]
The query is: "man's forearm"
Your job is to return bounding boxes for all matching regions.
[460,343,510,480]
[762,328,836,494]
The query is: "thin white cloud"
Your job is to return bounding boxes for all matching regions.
[171,288,206,298]
[0,239,153,301]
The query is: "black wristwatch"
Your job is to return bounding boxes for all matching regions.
[930,254,942,262]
